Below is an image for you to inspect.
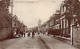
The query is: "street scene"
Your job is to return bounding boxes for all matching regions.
[0,0,80,49]
[0,33,78,49]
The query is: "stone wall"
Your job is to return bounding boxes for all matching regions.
[0,27,12,41]
[73,26,80,48]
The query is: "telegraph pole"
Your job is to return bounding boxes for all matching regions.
[10,0,14,37]
[11,0,13,15]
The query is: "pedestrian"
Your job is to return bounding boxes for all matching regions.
[32,31,35,38]
[20,31,23,37]
[23,32,26,37]
[28,32,30,37]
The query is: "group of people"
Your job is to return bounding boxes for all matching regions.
[20,31,26,37]
[27,31,35,38]
[13,30,26,37]
[13,28,36,38]
[20,31,35,38]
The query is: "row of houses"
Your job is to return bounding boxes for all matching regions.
[41,0,80,38]
[12,15,27,36]
[37,0,80,47]
[0,0,27,40]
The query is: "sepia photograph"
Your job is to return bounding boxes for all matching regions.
[0,0,80,49]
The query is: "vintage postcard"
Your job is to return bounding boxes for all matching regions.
[0,0,80,49]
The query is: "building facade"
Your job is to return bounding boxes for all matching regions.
[0,0,12,40]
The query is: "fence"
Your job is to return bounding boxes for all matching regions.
[48,29,61,36]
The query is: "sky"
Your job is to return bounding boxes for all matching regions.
[10,0,64,28]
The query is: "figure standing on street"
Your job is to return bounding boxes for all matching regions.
[32,31,35,38]
[23,32,26,37]
[28,32,30,37]
[20,31,23,37]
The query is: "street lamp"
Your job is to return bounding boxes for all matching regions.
[71,14,77,45]
[73,15,77,25]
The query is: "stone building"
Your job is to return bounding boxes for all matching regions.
[44,0,79,37]
[0,0,12,40]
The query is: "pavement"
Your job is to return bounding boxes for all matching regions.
[55,36,71,44]
[0,33,79,49]
[39,33,78,49]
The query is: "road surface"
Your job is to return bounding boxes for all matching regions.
[0,33,78,49]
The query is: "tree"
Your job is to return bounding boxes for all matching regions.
[0,0,11,28]
[66,0,80,25]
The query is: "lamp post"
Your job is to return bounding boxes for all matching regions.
[71,14,77,45]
